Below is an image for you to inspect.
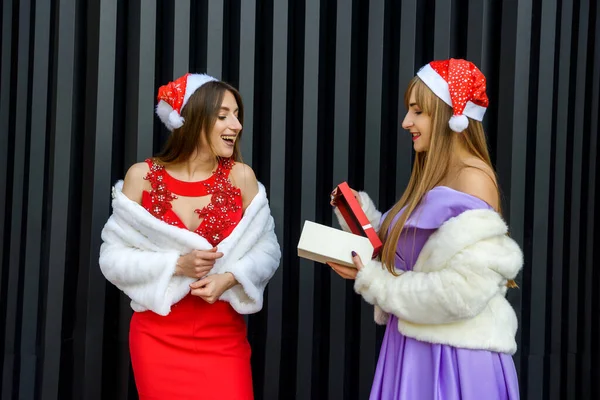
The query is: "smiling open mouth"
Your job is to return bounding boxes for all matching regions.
[411,133,421,140]
[221,135,236,144]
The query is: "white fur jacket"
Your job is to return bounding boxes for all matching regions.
[335,192,523,355]
[99,181,281,316]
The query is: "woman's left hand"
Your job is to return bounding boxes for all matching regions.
[328,252,364,280]
[190,272,237,304]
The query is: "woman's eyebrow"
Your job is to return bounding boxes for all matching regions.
[219,106,239,112]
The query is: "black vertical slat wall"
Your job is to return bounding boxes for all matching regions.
[0,1,599,399]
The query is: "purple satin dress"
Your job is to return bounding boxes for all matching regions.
[370,187,520,400]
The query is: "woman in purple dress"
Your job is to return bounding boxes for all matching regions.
[330,59,522,399]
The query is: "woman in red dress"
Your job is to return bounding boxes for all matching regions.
[99,73,281,399]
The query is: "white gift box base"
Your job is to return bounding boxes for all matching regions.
[297,221,374,267]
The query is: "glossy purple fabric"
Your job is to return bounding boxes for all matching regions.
[370,187,520,400]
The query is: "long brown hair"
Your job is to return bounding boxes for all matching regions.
[379,76,499,275]
[155,80,244,164]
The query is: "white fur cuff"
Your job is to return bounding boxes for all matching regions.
[354,259,395,307]
[374,305,389,325]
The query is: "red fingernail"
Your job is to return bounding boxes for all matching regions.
[351,251,357,257]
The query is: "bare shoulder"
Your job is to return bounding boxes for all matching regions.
[230,162,259,210]
[454,162,500,211]
[122,161,151,204]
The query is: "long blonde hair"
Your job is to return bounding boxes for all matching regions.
[379,76,499,275]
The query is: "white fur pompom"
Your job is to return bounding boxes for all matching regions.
[156,100,173,129]
[449,114,469,132]
[168,110,184,130]
[156,100,184,131]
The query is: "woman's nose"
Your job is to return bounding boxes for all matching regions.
[402,114,412,130]
[232,117,242,131]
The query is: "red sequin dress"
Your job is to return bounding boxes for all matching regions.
[129,157,253,400]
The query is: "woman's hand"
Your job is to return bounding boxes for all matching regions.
[189,273,238,304]
[330,187,360,207]
[328,251,364,280]
[175,247,224,279]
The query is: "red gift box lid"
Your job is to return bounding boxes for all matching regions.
[335,182,383,257]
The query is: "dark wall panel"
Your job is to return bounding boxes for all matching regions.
[296,1,319,399]
[1,1,599,399]
[20,0,51,398]
[548,0,574,397]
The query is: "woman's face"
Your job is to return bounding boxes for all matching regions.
[202,90,242,158]
[402,89,432,153]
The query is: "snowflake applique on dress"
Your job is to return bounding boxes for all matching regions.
[194,158,242,245]
[142,157,243,245]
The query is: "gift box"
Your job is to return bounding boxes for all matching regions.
[297,182,383,267]
[297,221,375,268]
[333,182,383,257]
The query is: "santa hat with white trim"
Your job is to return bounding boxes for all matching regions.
[155,73,218,131]
[416,58,489,133]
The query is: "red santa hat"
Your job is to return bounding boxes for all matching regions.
[416,59,489,133]
[155,73,218,131]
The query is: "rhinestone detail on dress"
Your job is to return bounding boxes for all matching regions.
[144,158,242,246]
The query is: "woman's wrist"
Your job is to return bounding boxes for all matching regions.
[174,257,184,276]
[224,272,238,289]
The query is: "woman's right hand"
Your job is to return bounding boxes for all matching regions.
[175,247,224,279]
[330,187,360,207]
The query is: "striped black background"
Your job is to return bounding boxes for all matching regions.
[1,1,599,399]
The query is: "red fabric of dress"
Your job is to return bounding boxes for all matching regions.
[130,158,253,400]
